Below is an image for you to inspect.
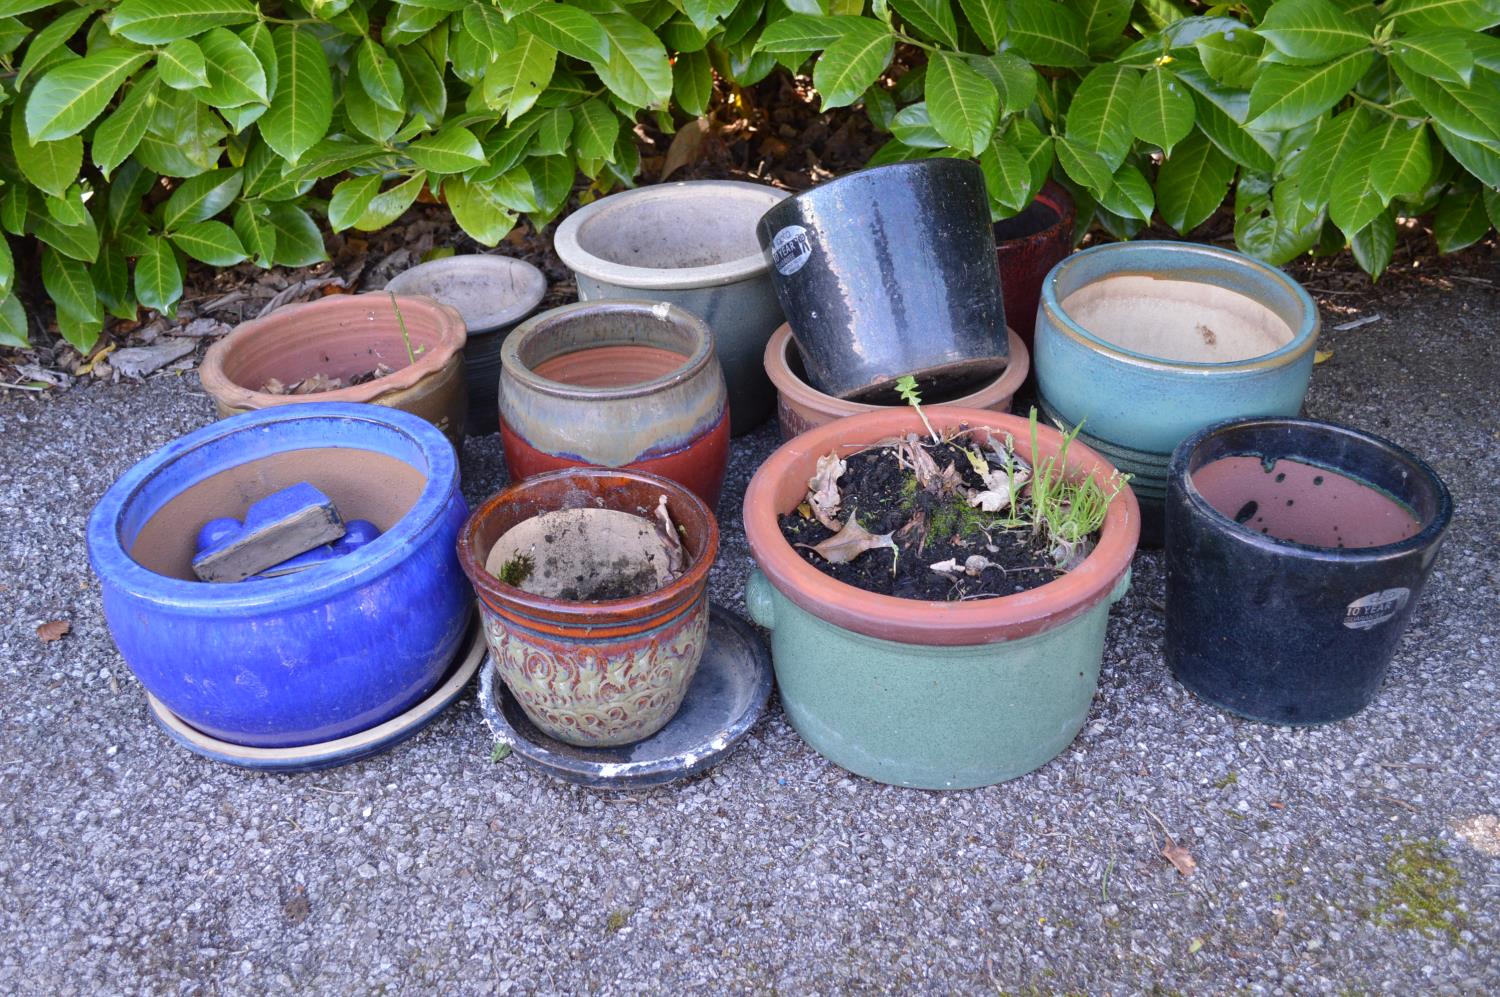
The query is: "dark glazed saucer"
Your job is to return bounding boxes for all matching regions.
[481,604,773,788]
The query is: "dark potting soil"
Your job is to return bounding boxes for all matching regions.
[777,440,1066,601]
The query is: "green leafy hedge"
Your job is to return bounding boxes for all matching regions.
[0,0,1497,356]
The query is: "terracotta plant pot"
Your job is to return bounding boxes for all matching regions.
[200,293,469,448]
[743,407,1140,789]
[385,254,546,437]
[993,180,1075,352]
[764,323,1030,440]
[498,300,730,508]
[1034,241,1320,545]
[457,467,719,747]
[554,180,788,436]
[1165,417,1453,725]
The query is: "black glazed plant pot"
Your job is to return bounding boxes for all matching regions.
[1164,417,1453,725]
[755,159,1009,402]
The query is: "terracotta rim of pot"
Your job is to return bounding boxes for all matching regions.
[1039,241,1319,373]
[765,324,1029,422]
[744,407,1140,645]
[993,180,1075,257]
[383,255,546,335]
[500,299,715,402]
[200,293,467,408]
[1172,416,1454,561]
[554,181,789,290]
[457,466,720,629]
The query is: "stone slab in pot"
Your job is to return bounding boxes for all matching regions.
[385,254,546,437]
[1165,416,1452,725]
[755,158,1009,402]
[743,406,1140,789]
[994,180,1075,353]
[200,293,469,449]
[457,466,719,748]
[554,180,788,436]
[498,299,730,508]
[764,323,1029,441]
[1034,241,1320,545]
[87,402,472,748]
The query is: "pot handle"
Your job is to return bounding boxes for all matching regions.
[745,569,776,630]
[1108,568,1131,605]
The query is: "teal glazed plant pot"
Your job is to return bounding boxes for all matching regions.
[554,180,789,435]
[1034,241,1320,545]
[742,407,1139,789]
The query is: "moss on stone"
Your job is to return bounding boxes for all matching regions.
[1371,838,1465,944]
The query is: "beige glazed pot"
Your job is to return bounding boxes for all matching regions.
[200,294,469,448]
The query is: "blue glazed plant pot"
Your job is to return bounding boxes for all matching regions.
[1034,241,1320,544]
[88,403,471,748]
[1165,417,1453,725]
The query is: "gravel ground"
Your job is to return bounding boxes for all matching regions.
[1,274,1497,995]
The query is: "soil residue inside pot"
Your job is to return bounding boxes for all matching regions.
[1193,455,1422,548]
[486,505,685,601]
[777,430,1119,600]
[261,364,397,394]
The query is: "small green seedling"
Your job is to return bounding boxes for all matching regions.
[1024,407,1129,566]
[495,552,535,587]
[389,291,419,366]
[895,374,938,443]
[489,741,512,762]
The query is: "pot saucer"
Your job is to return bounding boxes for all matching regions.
[144,618,485,772]
[481,603,773,788]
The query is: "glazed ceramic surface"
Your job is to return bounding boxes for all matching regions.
[458,467,719,748]
[742,407,1139,789]
[1165,417,1452,725]
[1034,241,1320,543]
[756,159,1009,401]
[498,300,730,507]
[88,403,471,748]
[554,180,788,435]
[480,604,773,787]
[385,255,546,436]
[200,293,469,447]
[993,180,1075,351]
[765,324,1029,441]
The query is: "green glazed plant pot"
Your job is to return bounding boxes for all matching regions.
[742,407,1140,790]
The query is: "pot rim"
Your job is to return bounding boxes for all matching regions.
[743,406,1141,645]
[764,324,1029,415]
[772,158,980,214]
[86,403,461,615]
[554,180,789,290]
[500,299,715,402]
[383,254,547,335]
[993,179,1075,255]
[1039,241,1320,373]
[199,293,468,408]
[456,466,719,621]
[1171,415,1454,560]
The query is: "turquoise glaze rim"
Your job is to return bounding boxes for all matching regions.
[1039,241,1320,373]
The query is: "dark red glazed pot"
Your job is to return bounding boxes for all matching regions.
[994,181,1075,352]
[498,300,730,507]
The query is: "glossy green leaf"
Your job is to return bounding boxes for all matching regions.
[265,202,327,265]
[15,7,91,87]
[593,13,672,108]
[405,125,486,174]
[1329,119,1400,236]
[327,173,381,232]
[1432,122,1500,188]
[1390,31,1475,85]
[515,4,610,62]
[1066,63,1139,168]
[0,236,11,300]
[1097,162,1154,221]
[357,39,405,113]
[25,47,151,142]
[158,38,208,91]
[756,13,861,52]
[464,5,517,54]
[1292,107,1373,210]
[132,235,182,315]
[111,0,257,44]
[1195,28,1262,89]
[1055,134,1114,194]
[1433,181,1492,251]
[162,168,242,230]
[813,18,893,109]
[1246,50,1373,130]
[890,0,960,48]
[485,30,557,121]
[965,52,1035,115]
[1349,209,1395,279]
[958,0,1006,50]
[978,138,1033,215]
[1256,0,1372,62]
[890,102,947,148]
[1392,59,1500,145]
[1156,128,1236,233]
[0,293,27,349]
[925,51,998,155]
[1380,0,1500,32]
[444,176,520,245]
[352,173,425,232]
[1006,0,1089,68]
[30,204,99,260]
[198,27,269,107]
[45,184,88,227]
[1131,65,1195,152]
[1369,120,1433,201]
[572,98,619,162]
[261,27,332,165]
[170,219,247,265]
[1069,0,1133,52]
[232,200,275,266]
[94,242,135,320]
[673,49,713,118]
[12,110,82,198]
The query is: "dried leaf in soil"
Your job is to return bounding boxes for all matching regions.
[806,452,846,530]
[1162,838,1197,876]
[799,515,897,565]
[36,620,70,642]
[653,495,686,578]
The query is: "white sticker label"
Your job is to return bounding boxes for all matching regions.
[770,225,813,276]
[1343,587,1410,630]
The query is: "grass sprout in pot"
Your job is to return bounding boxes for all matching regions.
[764,324,1030,441]
[87,403,471,748]
[458,467,719,747]
[756,159,1009,402]
[200,292,469,449]
[1034,241,1320,545]
[498,299,730,508]
[993,180,1075,352]
[384,255,546,437]
[554,180,789,435]
[743,405,1140,789]
[1165,417,1453,725]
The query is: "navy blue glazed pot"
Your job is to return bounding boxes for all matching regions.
[1165,417,1453,725]
[1035,241,1320,545]
[88,403,471,748]
[755,159,1009,401]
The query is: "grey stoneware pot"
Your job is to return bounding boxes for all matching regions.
[554,180,789,436]
[385,255,547,436]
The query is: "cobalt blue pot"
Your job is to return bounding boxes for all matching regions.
[88,403,471,748]
[1165,417,1453,725]
[1034,241,1320,545]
